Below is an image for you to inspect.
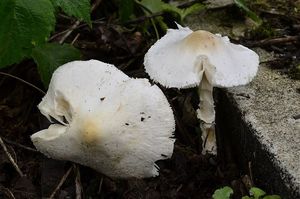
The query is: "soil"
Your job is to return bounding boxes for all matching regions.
[0,0,299,198]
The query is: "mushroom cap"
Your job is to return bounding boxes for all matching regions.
[144,25,259,88]
[31,60,175,178]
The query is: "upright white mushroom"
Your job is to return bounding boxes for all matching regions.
[31,60,175,178]
[144,24,259,154]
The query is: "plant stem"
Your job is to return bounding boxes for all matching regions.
[0,137,24,177]
[0,72,45,95]
[194,55,217,155]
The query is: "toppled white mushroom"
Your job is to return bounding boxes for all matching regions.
[144,24,259,154]
[31,60,175,178]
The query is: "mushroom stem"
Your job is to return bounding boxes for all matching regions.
[197,75,217,155]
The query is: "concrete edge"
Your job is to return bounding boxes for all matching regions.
[217,66,300,199]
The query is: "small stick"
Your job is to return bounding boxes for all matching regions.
[97,177,104,195]
[2,138,38,152]
[176,184,183,192]
[49,18,104,41]
[123,0,202,25]
[0,137,24,177]
[0,186,16,199]
[59,0,102,44]
[177,0,204,8]
[91,0,103,11]
[50,29,72,41]
[248,161,254,186]
[0,72,45,95]
[74,165,82,199]
[247,36,299,47]
[49,166,73,199]
[123,12,163,25]
[71,33,81,45]
[59,20,81,44]
[135,0,159,40]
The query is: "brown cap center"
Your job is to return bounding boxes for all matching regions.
[182,30,220,52]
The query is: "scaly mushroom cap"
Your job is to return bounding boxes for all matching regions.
[31,60,175,178]
[144,25,259,88]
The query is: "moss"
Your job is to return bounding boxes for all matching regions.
[295,1,300,13]
[290,64,300,80]
[248,23,276,40]
[247,0,297,15]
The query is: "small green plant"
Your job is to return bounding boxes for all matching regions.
[138,0,204,35]
[233,0,262,25]
[136,0,205,23]
[213,186,234,199]
[119,0,205,39]
[212,186,281,199]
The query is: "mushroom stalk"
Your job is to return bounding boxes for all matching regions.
[197,75,216,154]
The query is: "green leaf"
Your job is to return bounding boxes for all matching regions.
[156,16,168,32]
[212,186,234,199]
[263,195,281,199]
[138,0,169,13]
[31,43,81,86]
[119,0,135,22]
[138,0,204,22]
[242,196,253,199]
[233,0,262,25]
[51,0,91,26]
[250,187,266,199]
[179,3,205,21]
[0,0,55,68]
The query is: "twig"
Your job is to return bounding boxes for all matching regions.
[91,0,103,11]
[0,137,24,177]
[248,161,254,185]
[74,165,82,199]
[2,138,38,152]
[247,36,299,47]
[0,72,45,95]
[150,18,160,40]
[10,190,37,197]
[177,0,205,8]
[0,186,16,199]
[71,33,81,45]
[49,29,71,41]
[49,19,105,41]
[176,184,183,192]
[49,166,73,199]
[97,177,104,195]
[59,20,81,44]
[122,0,204,25]
[123,12,163,25]
[58,0,103,44]
[135,0,160,40]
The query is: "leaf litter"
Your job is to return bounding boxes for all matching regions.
[0,0,299,198]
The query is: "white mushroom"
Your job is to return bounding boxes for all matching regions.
[31,60,175,178]
[144,24,259,154]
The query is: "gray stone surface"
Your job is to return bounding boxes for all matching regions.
[228,59,300,197]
